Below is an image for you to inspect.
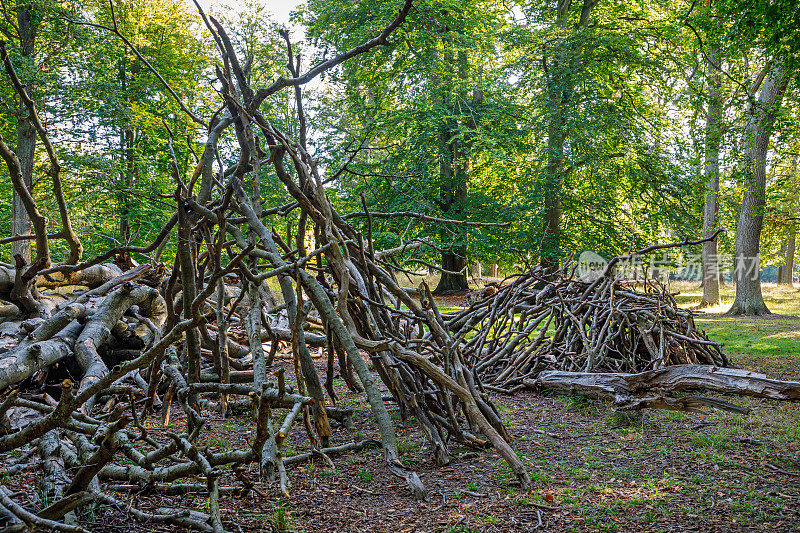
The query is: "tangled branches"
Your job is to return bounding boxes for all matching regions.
[0,3,531,530]
[1,2,800,531]
[448,262,728,393]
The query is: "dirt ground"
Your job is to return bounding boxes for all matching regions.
[54,358,800,530]
[3,291,799,532]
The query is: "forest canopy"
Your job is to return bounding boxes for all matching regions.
[0,0,792,276]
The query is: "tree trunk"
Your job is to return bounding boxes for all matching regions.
[533,365,800,411]
[120,129,136,243]
[433,45,470,295]
[471,262,482,279]
[435,246,468,293]
[701,46,722,307]
[117,54,138,244]
[539,2,596,268]
[780,155,798,285]
[10,8,37,263]
[541,128,564,268]
[541,35,568,269]
[728,65,789,315]
[781,225,796,285]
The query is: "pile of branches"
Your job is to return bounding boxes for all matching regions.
[0,3,531,531]
[448,256,728,393]
[1,2,800,531]
[444,236,800,413]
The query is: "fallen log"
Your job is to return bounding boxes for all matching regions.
[529,365,800,412]
[73,284,163,411]
[0,317,84,390]
[0,264,123,294]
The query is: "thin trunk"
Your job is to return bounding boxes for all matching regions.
[781,225,796,285]
[120,129,135,243]
[781,156,798,285]
[728,65,789,315]
[117,55,138,244]
[701,46,723,307]
[177,200,201,416]
[542,128,565,268]
[471,262,482,279]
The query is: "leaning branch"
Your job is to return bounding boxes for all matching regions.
[344,210,511,228]
[0,40,83,265]
[250,0,413,109]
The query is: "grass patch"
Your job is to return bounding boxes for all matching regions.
[608,410,642,428]
[355,469,375,483]
[269,503,292,532]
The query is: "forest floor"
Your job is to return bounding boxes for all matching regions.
[6,282,799,532]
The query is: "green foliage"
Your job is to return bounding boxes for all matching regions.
[301,0,715,268]
[305,0,525,265]
[0,0,214,263]
[269,503,292,532]
[0,0,797,281]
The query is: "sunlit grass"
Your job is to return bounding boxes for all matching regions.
[667,281,800,378]
[671,281,800,316]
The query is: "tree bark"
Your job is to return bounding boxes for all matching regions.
[701,46,723,307]
[533,365,800,411]
[539,0,597,268]
[0,135,50,268]
[435,247,468,293]
[471,262,482,278]
[432,40,470,294]
[10,7,37,263]
[779,156,797,285]
[177,200,201,398]
[541,128,565,268]
[0,314,83,390]
[728,65,789,315]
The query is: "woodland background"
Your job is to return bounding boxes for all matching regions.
[1,0,798,304]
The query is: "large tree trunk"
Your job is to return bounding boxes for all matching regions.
[435,246,468,293]
[10,8,37,263]
[728,65,789,315]
[539,2,597,268]
[540,19,568,269]
[433,46,470,294]
[701,47,723,307]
